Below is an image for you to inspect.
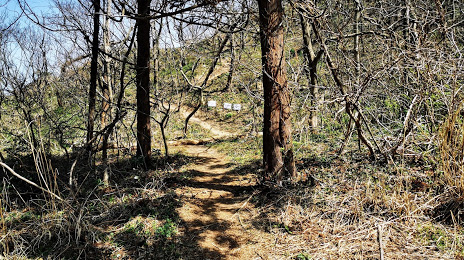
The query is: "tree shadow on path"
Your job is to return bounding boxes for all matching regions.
[165,144,261,259]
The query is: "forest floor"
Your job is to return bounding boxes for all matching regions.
[169,143,267,259]
[166,106,271,259]
[155,108,459,259]
[2,105,464,259]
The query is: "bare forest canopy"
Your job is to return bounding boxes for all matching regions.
[0,0,464,258]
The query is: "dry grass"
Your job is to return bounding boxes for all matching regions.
[237,153,463,259]
[2,151,463,259]
[2,106,464,259]
[439,101,464,194]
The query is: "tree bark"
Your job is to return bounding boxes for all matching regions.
[299,9,322,132]
[101,0,112,129]
[258,0,297,184]
[102,0,112,185]
[136,0,152,166]
[153,20,162,96]
[223,33,234,92]
[86,0,100,149]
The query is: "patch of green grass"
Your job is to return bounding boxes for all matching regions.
[224,112,233,120]
[310,132,328,142]
[156,218,177,238]
[5,211,19,223]
[5,210,41,225]
[295,253,312,260]
[107,195,116,204]
[208,135,262,164]
[123,217,144,234]
[180,122,210,140]
[417,224,460,251]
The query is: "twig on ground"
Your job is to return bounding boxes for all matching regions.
[238,213,250,234]
[0,162,63,201]
[378,224,384,260]
[231,190,259,218]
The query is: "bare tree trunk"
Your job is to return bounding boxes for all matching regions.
[183,94,202,137]
[223,33,234,92]
[86,0,100,151]
[158,110,169,157]
[152,20,170,156]
[101,0,112,129]
[403,0,410,89]
[153,20,162,96]
[299,9,323,132]
[102,0,112,185]
[136,0,152,166]
[354,0,361,84]
[353,0,362,151]
[339,0,362,155]
[101,129,110,185]
[258,0,297,184]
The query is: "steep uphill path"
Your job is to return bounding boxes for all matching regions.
[169,109,272,259]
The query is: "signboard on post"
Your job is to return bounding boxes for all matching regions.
[207,100,217,107]
[233,104,241,111]
[223,103,232,110]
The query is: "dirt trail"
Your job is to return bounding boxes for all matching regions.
[166,104,233,147]
[170,110,270,259]
[179,107,233,139]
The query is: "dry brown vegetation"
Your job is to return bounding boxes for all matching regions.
[3,110,464,259]
[1,0,464,259]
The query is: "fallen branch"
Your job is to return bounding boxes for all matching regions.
[0,162,63,201]
[378,224,385,260]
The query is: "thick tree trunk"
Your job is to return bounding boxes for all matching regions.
[86,0,100,148]
[258,0,297,184]
[136,0,152,166]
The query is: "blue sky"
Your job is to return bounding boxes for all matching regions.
[4,0,55,13]
[2,0,63,81]
[3,0,57,27]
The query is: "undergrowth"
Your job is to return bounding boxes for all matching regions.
[1,99,464,259]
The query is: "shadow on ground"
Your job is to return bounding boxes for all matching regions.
[0,146,260,259]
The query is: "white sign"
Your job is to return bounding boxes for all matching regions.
[224,103,232,110]
[233,104,241,111]
[207,100,217,107]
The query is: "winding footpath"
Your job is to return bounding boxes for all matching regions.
[170,109,271,259]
